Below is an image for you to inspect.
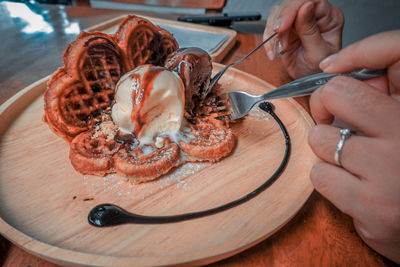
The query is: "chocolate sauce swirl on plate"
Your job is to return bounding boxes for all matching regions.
[88,102,291,227]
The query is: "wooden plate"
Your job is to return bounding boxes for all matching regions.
[0,64,316,267]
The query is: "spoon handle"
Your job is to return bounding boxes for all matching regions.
[204,32,278,98]
[261,68,387,100]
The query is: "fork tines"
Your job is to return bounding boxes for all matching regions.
[213,93,233,121]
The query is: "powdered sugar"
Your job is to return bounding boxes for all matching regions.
[82,162,209,199]
[82,103,271,198]
[247,105,271,122]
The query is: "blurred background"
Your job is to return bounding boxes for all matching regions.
[7,0,400,47]
[223,0,400,47]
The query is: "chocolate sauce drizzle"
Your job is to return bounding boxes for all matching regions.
[88,102,291,227]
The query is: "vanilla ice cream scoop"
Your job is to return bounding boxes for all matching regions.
[111,64,185,144]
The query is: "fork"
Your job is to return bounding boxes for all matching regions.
[203,32,278,99]
[218,68,387,120]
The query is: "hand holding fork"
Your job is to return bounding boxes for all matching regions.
[204,33,386,120]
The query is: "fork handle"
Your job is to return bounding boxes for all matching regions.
[260,69,387,100]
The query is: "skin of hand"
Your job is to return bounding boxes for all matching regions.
[263,0,344,79]
[308,30,400,263]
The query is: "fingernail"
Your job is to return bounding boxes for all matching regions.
[389,82,397,94]
[273,18,282,31]
[277,51,285,58]
[304,1,314,10]
[303,1,315,21]
[273,38,284,57]
[267,50,275,61]
[319,53,337,71]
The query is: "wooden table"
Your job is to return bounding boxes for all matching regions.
[0,1,395,266]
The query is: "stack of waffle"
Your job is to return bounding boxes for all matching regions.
[44,15,235,183]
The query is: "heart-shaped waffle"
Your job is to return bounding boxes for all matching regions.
[70,129,121,176]
[69,116,234,182]
[45,15,236,182]
[44,16,179,141]
[114,138,181,183]
[179,117,235,162]
[44,32,124,141]
[116,15,179,71]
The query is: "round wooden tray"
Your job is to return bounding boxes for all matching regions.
[0,64,316,267]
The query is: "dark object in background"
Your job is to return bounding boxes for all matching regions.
[10,0,72,5]
[178,12,261,26]
[0,236,11,265]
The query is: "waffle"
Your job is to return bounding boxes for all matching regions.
[180,117,235,162]
[70,129,121,176]
[157,27,180,65]
[44,15,235,182]
[114,137,181,183]
[44,16,178,141]
[116,15,179,70]
[69,116,234,182]
[44,32,123,141]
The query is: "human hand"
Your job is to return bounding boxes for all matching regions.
[263,0,344,79]
[308,31,400,263]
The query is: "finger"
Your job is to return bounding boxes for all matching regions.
[310,162,364,217]
[308,124,390,181]
[319,30,400,94]
[389,60,400,100]
[269,0,312,58]
[269,0,323,58]
[264,4,282,60]
[320,30,400,71]
[310,76,390,124]
[364,76,389,94]
[314,1,344,37]
[353,219,400,264]
[271,0,309,56]
[309,76,400,137]
[276,0,309,32]
[294,1,331,66]
[273,32,288,57]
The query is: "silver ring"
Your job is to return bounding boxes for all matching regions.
[334,128,352,166]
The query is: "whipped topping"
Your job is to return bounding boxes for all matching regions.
[111,65,185,144]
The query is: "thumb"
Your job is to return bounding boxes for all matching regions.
[319,30,400,97]
[295,1,330,64]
